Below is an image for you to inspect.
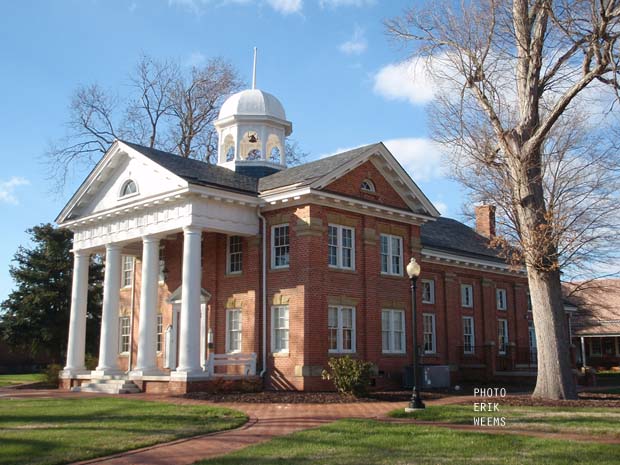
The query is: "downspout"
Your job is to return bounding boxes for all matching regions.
[257,207,268,377]
[127,257,137,372]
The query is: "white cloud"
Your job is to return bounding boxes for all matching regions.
[128,1,137,12]
[432,200,448,216]
[373,59,435,106]
[383,138,444,182]
[0,177,29,205]
[185,51,206,67]
[339,25,367,55]
[319,138,444,183]
[319,0,375,7]
[266,0,302,14]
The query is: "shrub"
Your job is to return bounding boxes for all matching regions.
[321,356,373,397]
[44,364,61,386]
[85,354,98,370]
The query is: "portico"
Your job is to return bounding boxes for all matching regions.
[57,140,262,391]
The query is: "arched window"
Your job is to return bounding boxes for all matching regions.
[120,179,138,198]
[247,149,262,160]
[360,179,375,193]
[270,146,281,163]
[226,146,235,161]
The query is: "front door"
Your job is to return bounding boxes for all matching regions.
[164,302,206,370]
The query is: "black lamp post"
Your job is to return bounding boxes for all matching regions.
[406,257,425,410]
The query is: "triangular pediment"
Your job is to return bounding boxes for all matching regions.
[56,141,188,224]
[311,143,440,217]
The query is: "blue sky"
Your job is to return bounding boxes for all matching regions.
[0,0,465,300]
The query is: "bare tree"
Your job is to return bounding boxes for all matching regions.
[47,55,242,190]
[387,0,620,399]
[168,58,243,161]
[123,55,178,148]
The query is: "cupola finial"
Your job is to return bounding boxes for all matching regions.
[252,47,258,90]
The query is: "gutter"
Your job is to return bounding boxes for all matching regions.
[257,207,268,377]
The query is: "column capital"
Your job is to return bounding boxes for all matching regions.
[183,225,203,235]
[105,243,123,252]
[72,249,90,258]
[142,235,161,244]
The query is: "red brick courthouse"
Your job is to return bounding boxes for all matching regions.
[57,85,562,394]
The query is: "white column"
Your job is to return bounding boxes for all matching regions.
[93,244,122,376]
[63,250,90,376]
[174,226,203,376]
[131,236,161,376]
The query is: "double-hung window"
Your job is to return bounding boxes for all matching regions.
[271,225,290,269]
[122,255,134,287]
[422,279,435,304]
[462,316,475,354]
[498,319,509,355]
[328,306,356,353]
[382,309,405,354]
[380,234,403,275]
[226,309,242,353]
[272,305,289,353]
[227,236,243,274]
[328,224,355,270]
[119,316,130,354]
[496,288,507,310]
[423,313,436,354]
[461,284,473,308]
[156,314,163,352]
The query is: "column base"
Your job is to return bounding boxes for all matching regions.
[91,368,125,379]
[170,369,210,381]
[129,368,166,379]
[60,368,89,379]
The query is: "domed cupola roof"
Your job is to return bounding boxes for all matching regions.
[218,89,287,121]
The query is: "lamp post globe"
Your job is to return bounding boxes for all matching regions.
[406,257,425,411]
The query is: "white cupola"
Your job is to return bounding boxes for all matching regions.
[214,48,293,177]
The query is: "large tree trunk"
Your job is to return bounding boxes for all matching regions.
[527,267,577,399]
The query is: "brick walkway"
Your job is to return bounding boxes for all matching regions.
[3,388,618,465]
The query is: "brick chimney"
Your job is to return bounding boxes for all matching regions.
[475,204,496,238]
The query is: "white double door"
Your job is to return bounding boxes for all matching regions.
[165,303,207,371]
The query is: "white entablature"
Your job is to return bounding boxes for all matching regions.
[57,140,261,253]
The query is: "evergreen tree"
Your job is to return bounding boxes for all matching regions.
[0,224,103,363]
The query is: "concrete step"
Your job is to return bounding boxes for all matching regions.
[71,380,141,394]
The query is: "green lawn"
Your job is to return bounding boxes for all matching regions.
[0,373,46,387]
[196,418,620,465]
[0,397,247,465]
[389,404,620,437]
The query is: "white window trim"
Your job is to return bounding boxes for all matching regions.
[496,288,507,310]
[380,234,403,276]
[328,306,357,354]
[271,224,290,269]
[119,316,131,354]
[382,309,406,354]
[423,313,436,354]
[462,316,475,354]
[156,313,163,353]
[225,309,242,354]
[461,284,473,308]
[121,255,134,288]
[589,337,602,356]
[118,179,139,200]
[421,279,435,304]
[498,319,509,355]
[226,236,243,275]
[271,305,290,353]
[328,224,355,270]
[360,179,375,192]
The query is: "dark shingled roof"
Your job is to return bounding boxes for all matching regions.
[421,217,504,262]
[257,143,382,192]
[123,141,259,195]
[126,140,505,263]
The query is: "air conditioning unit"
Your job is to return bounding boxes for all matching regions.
[423,365,450,388]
